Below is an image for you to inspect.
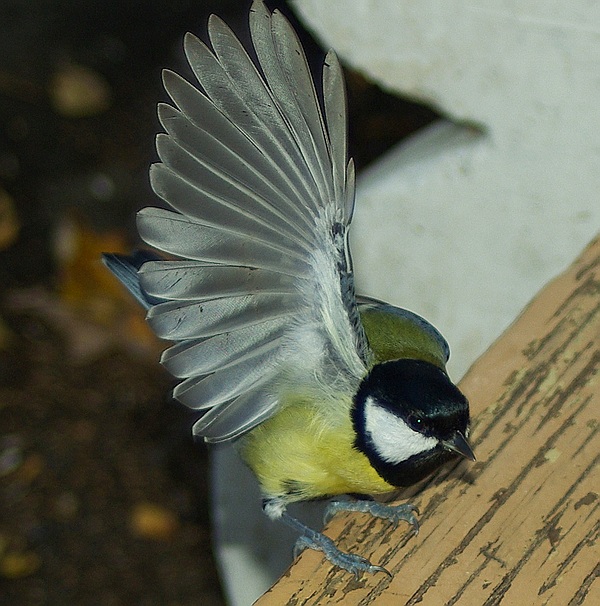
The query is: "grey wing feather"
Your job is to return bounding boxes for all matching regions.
[173,338,282,409]
[158,71,315,235]
[156,102,314,241]
[250,5,333,207]
[139,262,299,301]
[155,131,312,250]
[146,294,297,341]
[137,206,308,275]
[121,1,369,442]
[161,318,288,378]
[322,51,348,211]
[193,381,280,442]
[184,28,317,206]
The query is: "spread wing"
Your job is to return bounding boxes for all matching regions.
[131,1,371,442]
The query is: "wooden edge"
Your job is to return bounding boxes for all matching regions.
[256,235,599,605]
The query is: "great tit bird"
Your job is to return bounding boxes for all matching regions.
[104,0,474,576]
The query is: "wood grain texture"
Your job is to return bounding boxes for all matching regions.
[256,235,599,606]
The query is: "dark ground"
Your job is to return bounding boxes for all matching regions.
[0,1,436,604]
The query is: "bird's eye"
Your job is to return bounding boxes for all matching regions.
[407,414,423,431]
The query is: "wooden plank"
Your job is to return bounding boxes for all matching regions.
[256,235,599,605]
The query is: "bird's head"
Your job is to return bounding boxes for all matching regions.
[352,358,474,488]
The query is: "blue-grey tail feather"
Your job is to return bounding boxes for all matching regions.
[102,251,163,310]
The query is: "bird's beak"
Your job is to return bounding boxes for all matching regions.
[443,431,476,461]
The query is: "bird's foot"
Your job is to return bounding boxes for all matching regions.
[293,529,391,577]
[278,510,390,577]
[324,499,420,534]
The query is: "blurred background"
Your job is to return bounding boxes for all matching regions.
[0,1,438,603]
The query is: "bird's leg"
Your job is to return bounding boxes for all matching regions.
[262,498,391,577]
[324,499,420,534]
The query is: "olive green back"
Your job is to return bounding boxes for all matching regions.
[359,302,450,370]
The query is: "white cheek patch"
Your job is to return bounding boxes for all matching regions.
[364,397,439,464]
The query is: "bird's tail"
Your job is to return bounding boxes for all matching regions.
[101,250,163,310]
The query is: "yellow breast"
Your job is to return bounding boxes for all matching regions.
[238,394,395,503]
